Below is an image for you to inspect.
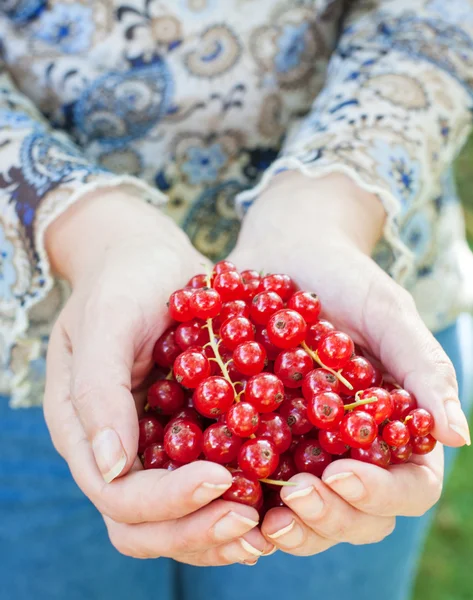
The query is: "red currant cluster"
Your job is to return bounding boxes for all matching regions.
[139,261,436,513]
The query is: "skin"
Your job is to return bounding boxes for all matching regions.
[43,174,470,566]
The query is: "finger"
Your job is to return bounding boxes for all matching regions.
[322,445,444,517]
[277,473,396,545]
[196,529,275,567]
[103,499,262,559]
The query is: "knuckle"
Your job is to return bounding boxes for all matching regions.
[70,376,102,414]
[107,526,158,560]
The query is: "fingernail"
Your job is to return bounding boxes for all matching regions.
[267,520,305,547]
[445,400,471,445]
[284,486,324,516]
[262,546,277,557]
[92,428,127,483]
[240,538,263,557]
[241,559,259,566]
[324,472,365,500]
[214,511,259,542]
[193,481,231,503]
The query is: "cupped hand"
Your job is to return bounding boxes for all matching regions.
[229,171,470,556]
[43,189,272,564]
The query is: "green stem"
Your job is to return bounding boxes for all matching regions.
[259,479,298,487]
[301,341,354,391]
[344,396,378,411]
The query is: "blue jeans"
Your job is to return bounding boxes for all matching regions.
[1,315,472,600]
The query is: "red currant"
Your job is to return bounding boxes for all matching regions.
[174,350,211,388]
[220,300,250,322]
[293,440,332,477]
[250,292,284,325]
[202,423,242,464]
[279,396,313,435]
[265,453,297,490]
[222,470,263,508]
[317,332,354,370]
[390,388,417,420]
[254,326,280,360]
[138,416,164,453]
[351,437,391,468]
[306,319,336,348]
[166,407,203,430]
[193,376,234,418]
[147,380,185,415]
[220,317,255,350]
[175,319,208,351]
[406,408,434,437]
[238,438,279,480]
[143,443,168,469]
[307,391,344,430]
[355,387,393,424]
[411,434,437,455]
[287,291,321,324]
[245,372,284,413]
[232,341,267,377]
[168,288,195,322]
[164,419,203,463]
[274,348,313,388]
[213,271,244,302]
[153,327,181,368]
[213,260,237,276]
[261,274,295,301]
[267,309,307,349]
[164,460,184,471]
[339,356,376,393]
[340,411,377,448]
[390,442,413,464]
[302,368,339,400]
[318,429,349,455]
[382,420,410,447]
[256,412,292,453]
[187,273,207,289]
[189,288,222,319]
[241,270,262,300]
[227,402,260,437]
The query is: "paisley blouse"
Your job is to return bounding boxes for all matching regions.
[1,0,473,407]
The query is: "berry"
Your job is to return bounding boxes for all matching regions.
[351,437,391,468]
[232,341,267,376]
[274,348,313,388]
[411,434,437,455]
[164,420,203,463]
[254,326,280,360]
[153,327,181,368]
[318,429,348,455]
[168,289,195,322]
[302,368,340,399]
[406,408,434,437]
[307,391,344,430]
[245,373,284,413]
[213,271,244,301]
[166,407,203,430]
[279,396,313,435]
[241,270,262,300]
[238,438,279,480]
[265,453,297,490]
[148,380,185,415]
[317,332,354,370]
[264,491,286,511]
[143,443,168,469]
[193,376,234,418]
[187,273,207,289]
[250,292,284,325]
[267,309,307,349]
[293,440,332,477]
[256,413,292,453]
[382,420,410,448]
[339,356,376,393]
[220,317,255,350]
[390,388,417,420]
[261,274,295,301]
[227,402,260,437]
[174,350,211,388]
[189,288,222,319]
[138,416,164,453]
[390,442,413,464]
[306,319,335,348]
[355,387,393,424]
[164,460,184,471]
[175,319,208,351]
[220,300,250,322]
[222,471,263,508]
[213,260,237,276]
[287,291,321,324]
[340,411,377,448]
[202,423,242,464]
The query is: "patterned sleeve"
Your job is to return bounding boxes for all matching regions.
[0,60,166,384]
[235,0,473,283]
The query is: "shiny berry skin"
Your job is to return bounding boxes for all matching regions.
[340,411,377,448]
[355,387,393,424]
[267,309,307,349]
[317,332,354,370]
[265,453,297,490]
[306,319,336,349]
[390,388,417,420]
[351,437,391,468]
[138,416,164,453]
[245,372,284,413]
[227,402,260,437]
[188,288,222,319]
[147,380,185,415]
[166,407,203,430]
[255,326,280,360]
[153,328,181,368]
[302,368,340,399]
[250,291,284,325]
[193,376,234,418]
[213,260,237,276]
[256,413,292,453]
[241,270,262,300]
[382,420,410,447]
[406,408,434,437]
[174,350,211,388]
[274,348,313,388]
[202,423,242,464]
[261,274,295,301]
[187,273,207,289]
[411,434,437,455]
[220,300,250,322]
[168,289,195,322]
[164,420,203,463]
[175,319,208,351]
[293,440,332,477]
[238,438,279,480]
[264,492,286,512]
[220,317,255,350]
[390,442,413,464]
[232,341,267,377]
[279,396,313,435]
[287,291,321,324]
[318,429,349,455]
[307,391,344,430]
[339,356,376,394]
[213,271,244,302]
[164,460,184,471]
[143,443,168,469]
[222,471,263,508]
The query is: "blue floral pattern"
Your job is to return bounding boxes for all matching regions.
[0,225,17,302]
[33,4,95,54]
[275,23,310,73]
[181,143,228,185]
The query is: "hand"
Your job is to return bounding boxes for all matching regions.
[43,189,272,565]
[228,172,470,555]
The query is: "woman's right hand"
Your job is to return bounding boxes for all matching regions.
[43,189,272,565]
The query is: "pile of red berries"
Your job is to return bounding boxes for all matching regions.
[139,261,436,513]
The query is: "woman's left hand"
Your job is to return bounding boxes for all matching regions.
[228,171,469,555]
